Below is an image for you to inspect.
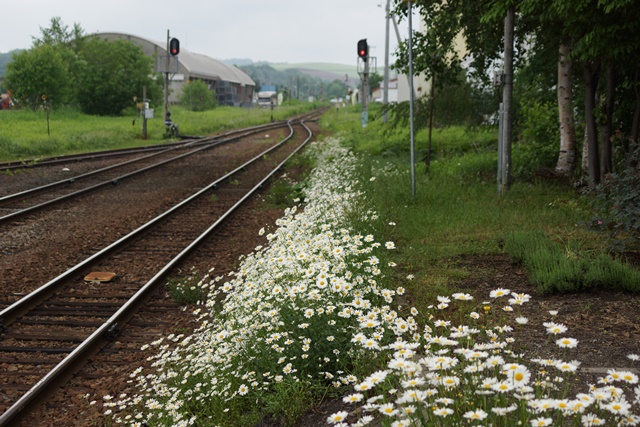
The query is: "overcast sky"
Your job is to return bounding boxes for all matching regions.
[3,0,411,66]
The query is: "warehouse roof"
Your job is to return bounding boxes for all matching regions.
[93,32,254,87]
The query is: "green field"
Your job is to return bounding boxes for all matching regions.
[0,104,318,162]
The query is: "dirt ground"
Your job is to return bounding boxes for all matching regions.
[1,127,639,425]
[292,253,640,426]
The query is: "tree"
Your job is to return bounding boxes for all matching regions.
[546,0,640,185]
[5,17,85,110]
[180,79,217,111]
[4,44,73,109]
[75,37,160,116]
[32,16,85,48]
[394,0,640,187]
[369,73,383,94]
[326,80,347,100]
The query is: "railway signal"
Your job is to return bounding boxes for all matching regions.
[357,39,370,128]
[169,38,180,56]
[357,39,368,59]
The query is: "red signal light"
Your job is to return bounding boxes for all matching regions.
[169,38,180,56]
[357,39,368,59]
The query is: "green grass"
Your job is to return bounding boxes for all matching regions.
[320,104,638,306]
[165,268,208,304]
[353,154,592,260]
[503,231,640,293]
[96,106,640,427]
[0,103,320,162]
[322,104,497,161]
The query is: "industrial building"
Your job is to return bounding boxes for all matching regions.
[94,32,255,107]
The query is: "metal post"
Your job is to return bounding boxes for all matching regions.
[382,0,390,123]
[142,85,148,139]
[499,8,514,197]
[408,1,416,197]
[163,30,170,124]
[497,102,504,194]
[361,52,369,128]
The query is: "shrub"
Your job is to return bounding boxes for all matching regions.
[180,79,217,112]
[591,143,640,251]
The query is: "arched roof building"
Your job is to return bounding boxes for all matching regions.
[94,32,255,106]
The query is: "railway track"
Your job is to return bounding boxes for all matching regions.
[0,119,301,224]
[0,114,319,425]
[0,117,306,173]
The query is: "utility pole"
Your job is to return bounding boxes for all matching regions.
[383,0,391,123]
[405,0,416,197]
[357,39,370,128]
[499,8,514,197]
[362,56,369,127]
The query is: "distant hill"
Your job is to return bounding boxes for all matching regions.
[0,50,21,78]
[238,62,357,101]
[270,62,359,86]
[222,58,254,67]
[220,59,360,87]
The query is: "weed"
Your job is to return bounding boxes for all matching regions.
[503,231,640,293]
[165,268,207,304]
[260,380,317,427]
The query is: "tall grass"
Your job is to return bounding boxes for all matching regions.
[319,104,625,305]
[503,231,640,293]
[102,131,640,427]
[353,154,592,261]
[0,103,319,162]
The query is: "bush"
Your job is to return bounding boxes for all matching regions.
[512,100,560,179]
[180,80,217,112]
[591,143,640,251]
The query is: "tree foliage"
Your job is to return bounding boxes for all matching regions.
[32,16,85,48]
[76,37,159,116]
[4,44,74,109]
[180,79,218,112]
[392,0,640,185]
[240,63,347,101]
[4,17,161,116]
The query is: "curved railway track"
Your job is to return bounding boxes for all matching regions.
[0,118,304,224]
[0,113,320,426]
[0,116,310,172]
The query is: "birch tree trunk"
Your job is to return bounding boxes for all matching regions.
[555,43,576,176]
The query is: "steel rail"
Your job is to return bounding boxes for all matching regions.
[0,119,303,225]
[0,119,314,426]
[0,119,294,203]
[0,120,296,324]
[0,119,291,172]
